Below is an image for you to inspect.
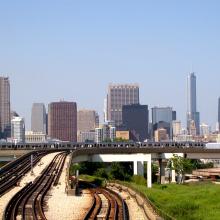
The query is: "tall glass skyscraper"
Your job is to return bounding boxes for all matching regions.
[187,72,200,135]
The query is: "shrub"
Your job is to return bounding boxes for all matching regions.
[95,168,109,179]
[131,175,147,185]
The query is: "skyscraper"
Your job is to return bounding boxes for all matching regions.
[31,103,46,134]
[187,73,200,135]
[218,97,220,131]
[48,101,77,142]
[0,77,11,139]
[122,104,149,141]
[106,83,139,127]
[77,110,99,132]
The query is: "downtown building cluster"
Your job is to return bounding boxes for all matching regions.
[0,73,219,144]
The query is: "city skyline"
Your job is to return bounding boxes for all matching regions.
[1,1,220,129]
[2,73,220,131]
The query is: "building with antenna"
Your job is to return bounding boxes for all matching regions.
[186,72,200,135]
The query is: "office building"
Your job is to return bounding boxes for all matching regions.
[11,117,25,143]
[218,97,220,132]
[122,104,149,141]
[172,121,182,137]
[77,131,95,143]
[48,101,77,142]
[152,107,173,139]
[187,73,200,135]
[31,103,46,134]
[0,77,11,139]
[154,128,168,142]
[77,110,99,132]
[95,124,116,143]
[106,83,139,127]
[95,127,103,143]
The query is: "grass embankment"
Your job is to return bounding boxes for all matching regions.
[79,174,105,187]
[125,182,220,220]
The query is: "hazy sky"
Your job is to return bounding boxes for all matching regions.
[1,1,220,129]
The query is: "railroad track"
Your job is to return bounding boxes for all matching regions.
[4,151,68,220]
[83,184,129,220]
[0,151,49,197]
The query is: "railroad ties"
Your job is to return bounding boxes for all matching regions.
[0,151,48,197]
[4,152,69,220]
[83,186,129,220]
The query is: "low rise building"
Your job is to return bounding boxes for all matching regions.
[77,131,95,142]
[116,131,130,140]
[25,131,47,143]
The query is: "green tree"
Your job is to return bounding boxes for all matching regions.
[170,154,193,184]
[95,168,109,179]
[110,162,132,181]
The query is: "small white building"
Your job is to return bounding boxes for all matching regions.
[25,131,47,143]
[11,117,25,143]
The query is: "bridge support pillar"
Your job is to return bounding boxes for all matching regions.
[137,161,144,176]
[133,161,144,176]
[159,159,166,184]
[133,161,138,175]
[147,155,152,188]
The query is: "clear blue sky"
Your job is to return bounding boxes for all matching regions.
[0,0,220,129]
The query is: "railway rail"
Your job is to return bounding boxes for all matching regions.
[0,151,49,197]
[83,183,129,220]
[4,151,68,220]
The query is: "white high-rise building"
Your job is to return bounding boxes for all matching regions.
[95,127,103,143]
[11,117,25,143]
[110,126,116,141]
